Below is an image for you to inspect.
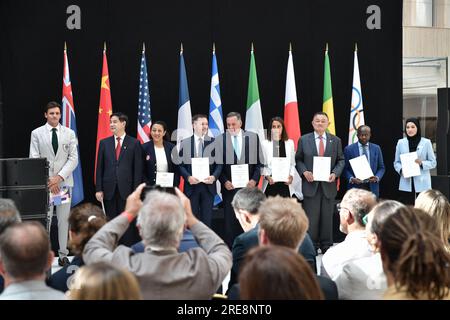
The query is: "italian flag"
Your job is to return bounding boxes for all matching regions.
[245,44,265,143]
[323,45,336,135]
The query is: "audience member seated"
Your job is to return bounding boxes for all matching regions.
[83,184,232,299]
[415,189,450,252]
[0,222,65,300]
[229,188,316,290]
[68,262,142,300]
[321,189,377,280]
[47,203,106,292]
[381,207,450,300]
[334,200,404,299]
[131,230,199,253]
[239,246,324,300]
[0,198,21,294]
[229,196,337,300]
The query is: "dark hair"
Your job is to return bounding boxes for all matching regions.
[68,203,107,255]
[357,125,371,135]
[45,101,61,113]
[380,207,450,299]
[0,222,50,278]
[226,112,242,121]
[151,121,169,141]
[369,200,405,237]
[268,117,289,141]
[110,112,128,127]
[192,114,208,123]
[312,111,329,120]
[239,246,324,300]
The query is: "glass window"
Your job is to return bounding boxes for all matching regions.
[403,57,447,175]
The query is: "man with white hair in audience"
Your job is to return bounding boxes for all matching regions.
[321,188,377,280]
[334,200,404,299]
[0,198,22,294]
[0,222,66,300]
[83,184,232,299]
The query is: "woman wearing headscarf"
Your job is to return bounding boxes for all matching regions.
[394,118,436,204]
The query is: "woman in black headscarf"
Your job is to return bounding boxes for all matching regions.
[393,118,436,204]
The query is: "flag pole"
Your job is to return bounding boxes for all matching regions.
[180,42,183,54]
[143,42,146,53]
[213,42,215,53]
[326,42,328,52]
[64,41,67,52]
[355,42,358,52]
[103,42,106,52]
[251,42,254,52]
[289,42,292,52]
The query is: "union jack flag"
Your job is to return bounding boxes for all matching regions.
[137,44,152,144]
[61,43,84,207]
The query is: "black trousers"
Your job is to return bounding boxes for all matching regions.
[104,186,141,246]
[222,188,244,248]
[302,186,334,250]
[189,183,214,227]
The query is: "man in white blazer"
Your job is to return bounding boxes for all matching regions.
[29,101,78,266]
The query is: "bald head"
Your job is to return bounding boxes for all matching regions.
[0,222,52,279]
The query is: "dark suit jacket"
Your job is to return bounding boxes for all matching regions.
[142,140,180,187]
[47,256,83,293]
[96,135,143,200]
[217,131,263,185]
[228,224,317,289]
[343,142,385,197]
[178,135,223,196]
[295,132,345,199]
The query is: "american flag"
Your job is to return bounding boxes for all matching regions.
[137,44,151,144]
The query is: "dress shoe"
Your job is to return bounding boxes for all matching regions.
[58,256,70,267]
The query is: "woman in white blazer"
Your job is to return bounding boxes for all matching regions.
[262,117,296,197]
[394,118,436,204]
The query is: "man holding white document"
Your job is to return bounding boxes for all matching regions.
[178,114,222,227]
[343,125,385,198]
[295,112,344,254]
[217,112,263,247]
[29,101,78,267]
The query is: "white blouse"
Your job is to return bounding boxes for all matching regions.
[154,146,169,173]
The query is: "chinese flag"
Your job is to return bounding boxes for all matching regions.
[94,47,113,183]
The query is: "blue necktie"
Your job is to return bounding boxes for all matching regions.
[362,144,368,160]
[233,136,241,159]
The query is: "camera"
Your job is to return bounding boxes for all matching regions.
[140,184,176,201]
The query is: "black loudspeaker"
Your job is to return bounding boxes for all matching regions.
[434,88,450,198]
[0,158,49,225]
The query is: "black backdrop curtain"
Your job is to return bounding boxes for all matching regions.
[0,0,402,203]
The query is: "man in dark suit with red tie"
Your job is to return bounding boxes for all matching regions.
[178,114,223,227]
[95,112,143,245]
[295,112,345,254]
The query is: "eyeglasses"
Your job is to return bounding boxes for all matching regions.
[336,203,351,214]
[337,203,369,226]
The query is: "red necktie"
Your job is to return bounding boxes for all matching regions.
[319,136,325,156]
[116,137,121,160]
